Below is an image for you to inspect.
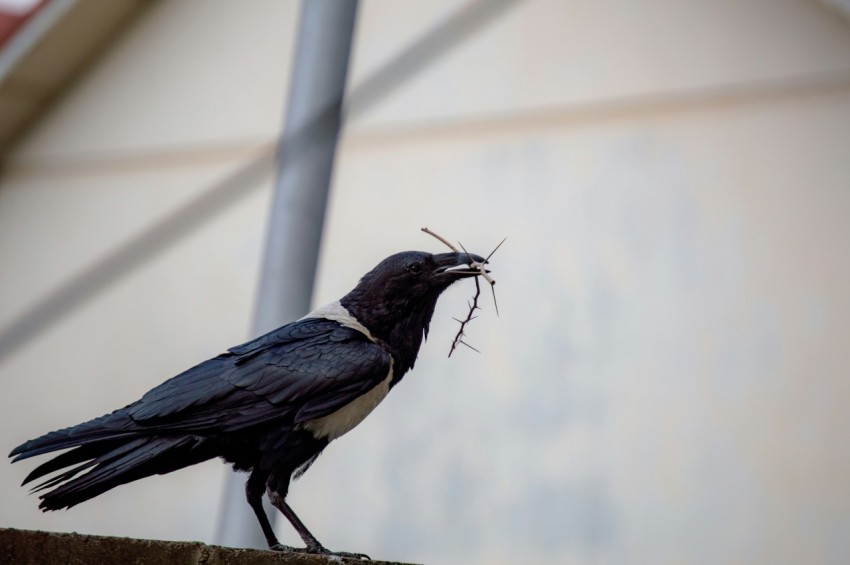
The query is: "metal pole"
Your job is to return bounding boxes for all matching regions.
[216,0,358,548]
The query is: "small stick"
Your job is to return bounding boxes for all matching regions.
[483,237,506,316]
[485,237,507,263]
[421,227,459,252]
[458,241,495,286]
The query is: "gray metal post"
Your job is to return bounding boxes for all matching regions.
[215,0,358,548]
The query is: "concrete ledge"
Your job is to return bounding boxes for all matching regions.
[0,528,416,565]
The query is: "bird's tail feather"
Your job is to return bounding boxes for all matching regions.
[9,411,218,511]
[9,410,137,462]
[28,435,215,511]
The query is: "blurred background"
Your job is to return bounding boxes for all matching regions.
[1,0,850,564]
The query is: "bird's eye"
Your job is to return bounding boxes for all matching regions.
[406,262,423,275]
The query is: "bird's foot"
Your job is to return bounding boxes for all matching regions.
[324,550,371,561]
[298,543,371,561]
[269,543,299,552]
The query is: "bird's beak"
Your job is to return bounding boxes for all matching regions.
[433,252,489,278]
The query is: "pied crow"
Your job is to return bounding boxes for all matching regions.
[9,250,487,557]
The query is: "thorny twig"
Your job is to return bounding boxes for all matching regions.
[421,227,505,357]
[448,275,482,357]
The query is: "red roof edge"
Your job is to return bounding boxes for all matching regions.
[0,0,46,50]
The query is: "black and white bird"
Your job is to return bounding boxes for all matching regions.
[9,250,488,557]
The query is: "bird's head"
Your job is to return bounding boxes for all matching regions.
[341,251,486,370]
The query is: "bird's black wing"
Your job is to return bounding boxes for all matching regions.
[125,316,391,433]
[8,317,390,510]
[10,317,390,463]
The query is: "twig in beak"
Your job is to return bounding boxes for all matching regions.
[458,240,498,316]
[421,227,503,355]
[485,237,507,263]
[484,237,506,316]
[421,227,459,252]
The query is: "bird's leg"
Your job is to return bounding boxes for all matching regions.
[268,490,371,560]
[245,470,293,551]
[267,491,323,552]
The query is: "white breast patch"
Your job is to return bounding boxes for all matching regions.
[299,300,391,441]
[301,362,393,441]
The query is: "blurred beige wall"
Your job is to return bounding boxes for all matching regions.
[2,1,850,564]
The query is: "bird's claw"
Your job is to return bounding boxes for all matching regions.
[331,550,371,561]
[269,543,298,552]
[270,543,369,560]
[297,543,371,560]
